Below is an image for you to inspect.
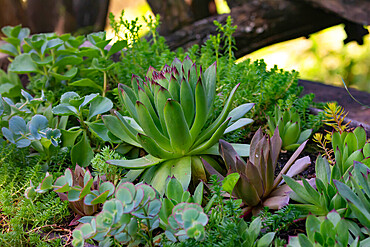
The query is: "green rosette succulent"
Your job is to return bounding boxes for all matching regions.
[287,211,368,247]
[104,56,254,194]
[267,105,312,151]
[331,126,370,179]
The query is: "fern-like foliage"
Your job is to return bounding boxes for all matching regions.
[257,205,300,233]
[323,102,350,133]
[91,146,125,185]
[0,145,69,246]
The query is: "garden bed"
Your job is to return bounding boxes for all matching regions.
[0,16,369,247]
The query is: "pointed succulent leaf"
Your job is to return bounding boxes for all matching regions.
[71,132,94,167]
[103,113,141,147]
[224,118,253,134]
[164,99,192,153]
[137,133,175,159]
[166,177,184,204]
[180,78,195,126]
[107,154,163,169]
[202,62,217,114]
[222,173,240,195]
[194,84,239,147]
[227,103,254,123]
[136,101,172,151]
[189,78,207,140]
[274,140,308,187]
[284,156,311,179]
[282,122,299,147]
[168,75,180,101]
[297,129,312,144]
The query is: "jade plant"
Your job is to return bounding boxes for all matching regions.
[205,127,311,213]
[104,57,254,194]
[25,165,115,220]
[72,182,162,247]
[267,105,312,151]
[287,211,369,247]
[52,91,113,167]
[283,156,347,216]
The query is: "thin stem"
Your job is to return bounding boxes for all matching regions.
[142,208,154,247]
[102,71,107,97]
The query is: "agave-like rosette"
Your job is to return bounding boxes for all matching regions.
[104,56,254,194]
[205,127,311,213]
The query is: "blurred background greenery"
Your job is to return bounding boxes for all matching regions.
[107,0,370,93]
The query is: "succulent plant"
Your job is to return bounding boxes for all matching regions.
[166,202,209,242]
[283,156,347,216]
[267,105,312,151]
[237,217,275,247]
[159,176,203,227]
[2,114,60,148]
[104,57,254,194]
[52,91,114,167]
[205,127,311,213]
[288,211,369,247]
[334,161,370,233]
[25,165,115,219]
[331,126,370,179]
[72,182,161,247]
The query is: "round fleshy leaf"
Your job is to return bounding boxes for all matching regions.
[71,229,84,247]
[136,184,156,204]
[84,194,96,206]
[37,172,53,191]
[102,199,117,214]
[87,96,113,121]
[79,223,95,239]
[96,211,114,230]
[133,187,144,209]
[60,92,80,104]
[68,188,81,202]
[25,186,36,200]
[148,199,162,217]
[9,116,27,135]
[29,115,48,140]
[15,138,31,148]
[2,127,14,143]
[187,223,205,241]
[99,181,115,197]
[115,187,134,205]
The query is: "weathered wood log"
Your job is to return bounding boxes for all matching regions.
[160,0,343,58]
[303,0,370,25]
[0,0,27,31]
